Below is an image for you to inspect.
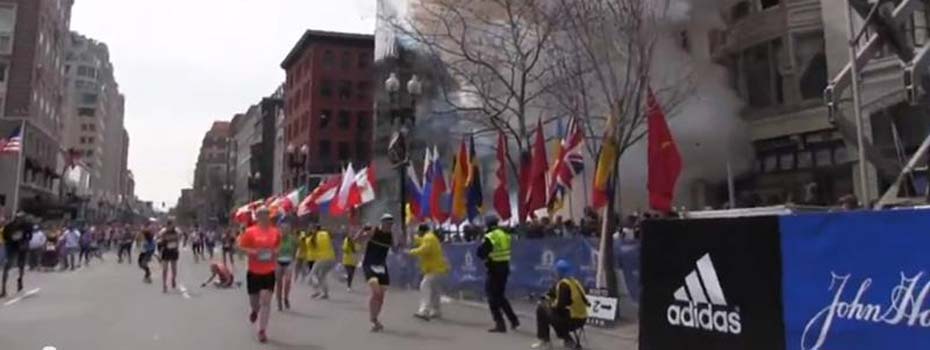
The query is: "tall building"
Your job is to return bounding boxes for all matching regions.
[192,121,231,227]
[280,30,375,191]
[230,109,256,207]
[0,0,74,216]
[710,0,930,205]
[258,87,283,196]
[61,32,128,221]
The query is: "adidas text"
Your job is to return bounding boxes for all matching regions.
[667,302,742,334]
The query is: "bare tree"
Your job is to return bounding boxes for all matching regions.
[546,0,694,298]
[384,0,561,172]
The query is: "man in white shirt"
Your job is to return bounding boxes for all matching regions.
[62,226,81,271]
[27,225,46,270]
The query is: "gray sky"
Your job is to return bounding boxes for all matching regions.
[70,0,376,209]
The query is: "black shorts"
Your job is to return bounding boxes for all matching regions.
[246,272,276,294]
[222,246,233,253]
[161,249,179,261]
[363,264,390,286]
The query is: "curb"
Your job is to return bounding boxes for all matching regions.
[448,298,638,341]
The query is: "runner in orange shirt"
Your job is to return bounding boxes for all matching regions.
[237,207,281,343]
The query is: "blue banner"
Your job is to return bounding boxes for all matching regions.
[780,210,930,350]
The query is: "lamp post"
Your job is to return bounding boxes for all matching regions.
[286,143,309,191]
[248,172,262,201]
[385,72,422,237]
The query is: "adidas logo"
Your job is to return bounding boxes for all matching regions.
[666,254,742,334]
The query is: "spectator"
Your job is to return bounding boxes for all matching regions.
[562,220,579,237]
[62,225,81,270]
[27,225,46,270]
[552,216,565,237]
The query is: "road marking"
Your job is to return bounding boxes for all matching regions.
[2,288,40,306]
[178,284,191,299]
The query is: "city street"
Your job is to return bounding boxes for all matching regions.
[0,251,634,350]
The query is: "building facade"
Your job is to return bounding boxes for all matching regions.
[230,110,255,207]
[0,0,74,216]
[280,30,375,191]
[711,0,930,205]
[192,121,230,227]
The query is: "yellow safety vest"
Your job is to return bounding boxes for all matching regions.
[553,278,589,320]
[485,228,511,262]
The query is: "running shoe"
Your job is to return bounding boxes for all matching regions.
[257,330,268,343]
[249,311,258,323]
[530,341,553,349]
[370,323,384,333]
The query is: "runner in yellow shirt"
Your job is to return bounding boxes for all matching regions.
[307,225,335,299]
[408,224,449,320]
[342,227,363,292]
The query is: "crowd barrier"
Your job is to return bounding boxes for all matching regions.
[639,209,930,350]
[381,237,641,302]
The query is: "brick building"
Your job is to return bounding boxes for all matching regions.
[193,121,231,226]
[0,0,74,216]
[280,30,374,191]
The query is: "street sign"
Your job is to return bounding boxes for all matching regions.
[586,288,618,327]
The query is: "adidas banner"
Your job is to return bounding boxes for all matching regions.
[640,216,786,350]
[780,210,930,350]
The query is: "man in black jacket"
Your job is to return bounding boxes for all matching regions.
[476,215,519,333]
[2,212,33,298]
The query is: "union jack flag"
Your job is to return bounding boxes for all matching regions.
[548,117,585,210]
[0,126,22,154]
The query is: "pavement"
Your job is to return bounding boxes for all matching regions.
[0,250,637,350]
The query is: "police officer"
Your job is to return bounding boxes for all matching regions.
[476,214,519,333]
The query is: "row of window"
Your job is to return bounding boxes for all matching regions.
[79,136,95,144]
[80,123,96,131]
[289,80,371,114]
[757,144,848,174]
[316,140,369,162]
[285,110,371,141]
[289,49,371,86]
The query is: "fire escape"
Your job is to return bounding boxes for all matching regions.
[823,0,930,206]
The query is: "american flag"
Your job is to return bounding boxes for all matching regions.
[0,126,22,153]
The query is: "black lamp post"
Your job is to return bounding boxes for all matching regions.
[385,72,422,237]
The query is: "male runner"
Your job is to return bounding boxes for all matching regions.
[205,229,217,259]
[201,261,235,288]
[238,208,281,343]
[221,228,237,268]
[158,221,181,293]
[356,214,395,332]
[191,225,203,264]
[275,220,297,310]
[117,224,134,264]
[138,227,157,283]
[1,212,33,298]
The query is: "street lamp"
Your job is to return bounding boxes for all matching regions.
[385,72,423,237]
[286,143,309,190]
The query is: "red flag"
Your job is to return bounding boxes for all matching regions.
[493,132,512,221]
[524,119,548,218]
[647,88,682,213]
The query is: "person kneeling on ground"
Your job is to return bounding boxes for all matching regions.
[532,259,589,350]
[201,261,236,288]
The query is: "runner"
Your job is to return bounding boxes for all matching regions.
[408,224,449,321]
[138,226,157,284]
[157,221,181,293]
[61,224,81,271]
[117,224,134,264]
[307,224,336,299]
[221,228,237,268]
[342,227,362,292]
[356,214,395,332]
[1,212,33,298]
[201,260,235,288]
[191,225,203,264]
[205,229,217,259]
[238,207,281,343]
[275,219,297,310]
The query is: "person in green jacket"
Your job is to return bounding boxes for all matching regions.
[275,219,298,311]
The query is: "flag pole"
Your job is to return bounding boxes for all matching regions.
[726,159,736,208]
[11,120,25,214]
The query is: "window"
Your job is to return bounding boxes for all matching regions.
[338,110,351,129]
[85,150,93,157]
[319,140,331,159]
[320,110,331,129]
[356,142,369,161]
[338,142,350,161]
[814,148,832,167]
[78,107,95,117]
[731,1,750,21]
[0,63,7,83]
[338,80,352,100]
[796,32,828,100]
[358,52,369,69]
[743,39,784,108]
[341,51,351,70]
[81,93,98,104]
[357,111,369,130]
[77,66,96,78]
[323,50,335,68]
[834,145,849,163]
[0,5,14,54]
[761,0,780,9]
[797,151,813,169]
[357,81,370,100]
[764,154,778,172]
[779,153,794,171]
[320,80,332,97]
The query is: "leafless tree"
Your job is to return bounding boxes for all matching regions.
[384,0,562,173]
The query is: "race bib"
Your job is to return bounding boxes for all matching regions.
[369,265,386,274]
[257,249,274,262]
[10,232,23,241]
[278,256,293,263]
[166,242,178,249]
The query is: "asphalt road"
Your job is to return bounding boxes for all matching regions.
[0,249,634,350]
